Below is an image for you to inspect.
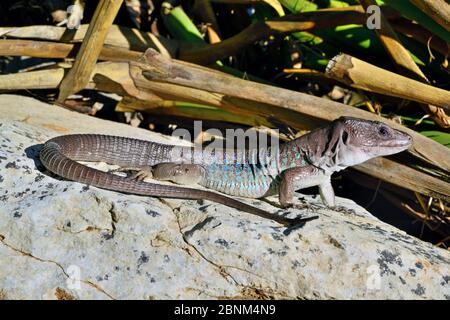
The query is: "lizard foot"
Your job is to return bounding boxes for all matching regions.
[110,166,153,181]
[330,205,355,215]
[288,202,322,212]
[130,170,153,181]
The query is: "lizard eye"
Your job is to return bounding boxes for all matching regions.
[342,130,349,144]
[378,126,388,136]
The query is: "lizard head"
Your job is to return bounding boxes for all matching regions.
[328,116,412,168]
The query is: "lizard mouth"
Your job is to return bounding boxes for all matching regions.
[377,137,412,153]
[362,137,412,149]
[390,138,412,148]
[380,130,413,149]
[361,133,412,151]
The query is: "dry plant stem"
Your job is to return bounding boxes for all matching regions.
[355,158,449,202]
[0,68,66,90]
[180,5,399,64]
[0,25,177,55]
[435,235,450,248]
[283,69,324,75]
[410,0,450,32]
[128,73,308,129]
[380,190,449,239]
[0,39,142,62]
[1,11,439,64]
[359,0,449,128]
[0,39,75,59]
[415,192,431,217]
[325,54,450,112]
[402,204,445,235]
[380,191,448,239]
[375,183,449,237]
[57,0,124,102]
[115,96,273,127]
[391,19,449,57]
[360,0,428,79]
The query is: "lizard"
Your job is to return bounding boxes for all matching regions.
[40,117,412,226]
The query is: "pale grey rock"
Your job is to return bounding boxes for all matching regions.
[0,94,448,300]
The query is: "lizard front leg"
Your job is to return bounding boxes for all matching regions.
[279,166,355,214]
[318,179,335,207]
[318,178,355,214]
[279,165,331,209]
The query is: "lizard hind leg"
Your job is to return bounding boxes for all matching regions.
[110,163,206,185]
[110,165,153,181]
[152,163,205,185]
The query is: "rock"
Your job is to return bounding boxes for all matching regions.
[0,94,448,300]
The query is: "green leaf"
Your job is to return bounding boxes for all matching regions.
[161,5,204,44]
[420,131,450,148]
[279,0,317,13]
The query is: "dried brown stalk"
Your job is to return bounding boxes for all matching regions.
[410,0,450,32]
[325,54,450,112]
[180,5,399,64]
[0,24,177,56]
[391,19,449,57]
[57,0,124,102]
[360,0,449,128]
[0,39,142,62]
